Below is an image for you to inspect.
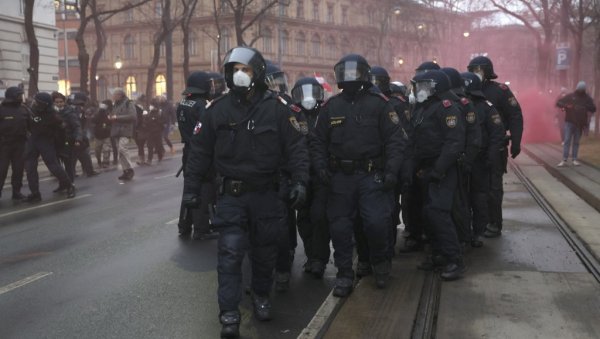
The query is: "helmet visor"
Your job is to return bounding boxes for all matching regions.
[265,71,289,94]
[334,61,370,83]
[209,77,226,97]
[370,74,390,91]
[291,83,325,103]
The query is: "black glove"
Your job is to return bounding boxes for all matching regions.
[510,144,521,159]
[289,182,307,209]
[382,173,397,191]
[182,193,201,208]
[317,168,331,185]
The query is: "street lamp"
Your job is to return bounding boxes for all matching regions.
[114,56,122,86]
[463,31,470,38]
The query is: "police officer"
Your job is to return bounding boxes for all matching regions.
[461,72,505,247]
[409,70,466,280]
[183,47,308,338]
[312,54,406,295]
[440,67,482,245]
[0,87,29,200]
[467,56,523,237]
[291,77,331,278]
[207,72,227,100]
[24,92,75,202]
[176,71,218,240]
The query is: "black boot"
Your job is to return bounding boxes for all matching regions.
[274,271,290,292]
[332,271,354,297]
[219,310,240,338]
[355,261,372,278]
[24,192,42,203]
[483,223,501,238]
[12,191,25,200]
[440,258,467,281]
[251,294,272,321]
[417,255,447,271]
[471,235,483,248]
[66,184,76,199]
[373,260,391,289]
[53,184,69,193]
[311,260,325,279]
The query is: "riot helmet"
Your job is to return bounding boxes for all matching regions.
[222,46,266,94]
[415,61,440,75]
[390,81,408,97]
[370,66,391,94]
[69,92,88,106]
[334,54,371,84]
[412,70,451,103]
[182,71,211,96]
[3,86,24,104]
[32,92,53,113]
[460,72,485,98]
[207,72,227,99]
[467,56,497,80]
[291,77,324,111]
[265,61,289,94]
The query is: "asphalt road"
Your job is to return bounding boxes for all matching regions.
[0,154,336,339]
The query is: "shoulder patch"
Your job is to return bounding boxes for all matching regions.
[289,103,302,113]
[298,121,309,135]
[445,115,457,128]
[466,111,476,124]
[499,84,509,90]
[508,96,519,107]
[491,113,502,125]
[193,121,202,135]
[443,99,452,108]
[289,115,301,132]
[388,111,400,125]
[460,97,470,106]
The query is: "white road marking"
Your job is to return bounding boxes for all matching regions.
[0,194,92,219]
[0,272,53,296]
[166,217,179,225]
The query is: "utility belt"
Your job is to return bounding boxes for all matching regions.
[329,156,384,175]
[219,177,279,197]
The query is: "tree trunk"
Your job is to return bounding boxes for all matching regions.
[76,1,90,95]
[89,12,107,103]
[146,33,166,103]
[24,0,39,97]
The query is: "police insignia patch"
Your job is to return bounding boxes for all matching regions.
[298,121,309,135]
[466,111,476,124]
[388,111,400,124]
[508,97,518,107]
[289,116,301,132]
[193,121,202,135]
[492,113,502,125]
[446,115,457,128]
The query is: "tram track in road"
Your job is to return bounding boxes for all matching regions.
[511,159,600,284]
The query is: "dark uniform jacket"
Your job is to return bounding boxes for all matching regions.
[311,87,407,177]
[184,89,309,193]
[28,106,63,139]
[93,108,112,140]
[469,95,505,166]
[556,92,596,130]
[0,102,30,143]
[408,93,466,176]
[481,81,523,148]
[177,95,207,145]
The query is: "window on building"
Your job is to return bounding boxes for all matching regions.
[341,6,348,25]
[327,3,334,23]
[57,31,77,40]
[312,1,319,21]
[296,31,306,55]
[98,76,108,101]
[124,8,134,22]
[263,27,273,54]
[189,31,198,56]
[220,28,230,52]
[279,2,287,16]
[368,8,374,25]
[326,36,336,59]
[296,0,304,18]
[124,35,135,59]
[58,59,80,68]
[280,30,289,55]
[155,1,162,18]
[125,76,137,98]
[155,74,166,96]
[311,34,320,57]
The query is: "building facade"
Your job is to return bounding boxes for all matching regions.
[0,0,58,98]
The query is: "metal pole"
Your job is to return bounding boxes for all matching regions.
[165,0,173,101]
[62,0,69,94]
[277,2,282,69]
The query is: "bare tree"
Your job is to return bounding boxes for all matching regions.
[24,0,39,97]
[71,0,150,96]
[223,0,280,46]
[490,0,561,89]
[565,0,597,85]
[180,0,200,80]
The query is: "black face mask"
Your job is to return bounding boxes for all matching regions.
[339,82,364,96]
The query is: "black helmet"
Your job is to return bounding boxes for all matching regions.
[69,92,88,105]
[370,66,391,94]
[34,92,53,107]
[182,71,211,95]
[222,46,266,91]
[265,60,289,94]
[460,72,485,98]
[467,56,497,79]
[291,77,324,110]
[415,61,440,75]
[334,54,371,84]
[207,72,226,99]
[3,86,24,104]
[440,67,463,90]
[390,81,408,97]
[412,70,451,102]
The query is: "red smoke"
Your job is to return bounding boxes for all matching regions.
[517,88,561,144]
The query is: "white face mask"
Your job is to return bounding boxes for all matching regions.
[408,92,416,104]
[416,90,429,103]
[301,97,317,110]
[233,70,252,87]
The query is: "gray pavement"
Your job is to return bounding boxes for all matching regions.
[0,153,336,339]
